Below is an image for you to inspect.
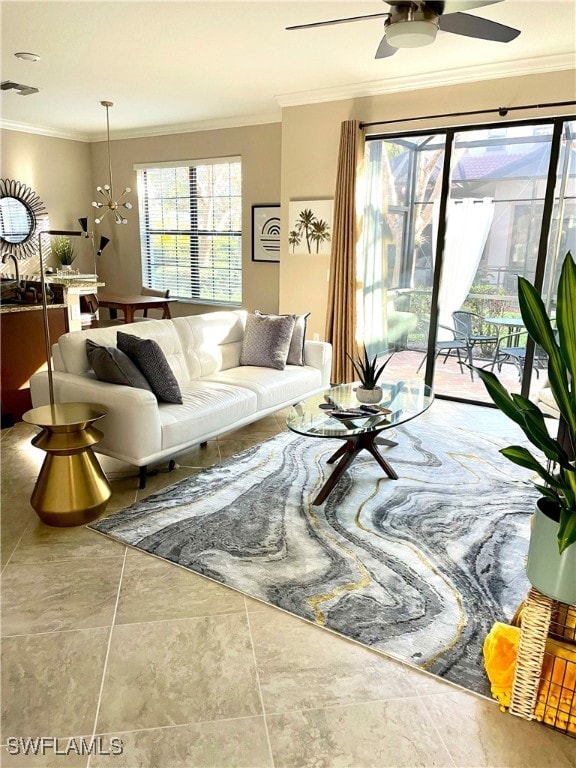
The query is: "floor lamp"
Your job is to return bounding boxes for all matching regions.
[23,228,112,526]
[38,229,88,406]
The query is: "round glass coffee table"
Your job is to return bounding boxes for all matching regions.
[287,380,434,505]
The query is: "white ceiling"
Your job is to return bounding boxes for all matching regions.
[1,0,575,142]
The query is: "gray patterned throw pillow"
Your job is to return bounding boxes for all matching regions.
[117,332,183,404]
[239,313,296,370]
[256,310,310,366]
[86,340,153,392]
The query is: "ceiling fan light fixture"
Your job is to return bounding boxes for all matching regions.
[386,19,438,48]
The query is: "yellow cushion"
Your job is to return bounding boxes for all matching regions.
[483,622,521,709]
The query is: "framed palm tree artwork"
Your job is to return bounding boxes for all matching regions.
[288,199,333,255]
[252,204,281,262]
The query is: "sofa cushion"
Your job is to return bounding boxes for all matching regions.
[173,311,246,380]
[86,340,153,392]
[55,320,190,382]
[256,310,310,366]
[118,332,183,404]
[203,365,323,411]
[158,381,257,451]
[240,313,296,370]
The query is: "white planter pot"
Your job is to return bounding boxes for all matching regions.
[526,500,576,604]
[355,386,382,404]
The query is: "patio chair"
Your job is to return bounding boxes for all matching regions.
[452,311,499,360]
[417,324,473,379]
[491,333,548,381]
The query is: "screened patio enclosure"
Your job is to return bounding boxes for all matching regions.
[360,118,576,406]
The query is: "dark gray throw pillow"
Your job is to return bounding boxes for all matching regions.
[86,340,153,392]
[239,313,296,370]
[256,310,310,366]
[117,332,183,404]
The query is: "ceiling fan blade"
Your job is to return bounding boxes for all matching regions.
[425,1,504,12]
[439,12,520,42]
[286,12,389,32]
[375,36,398,59]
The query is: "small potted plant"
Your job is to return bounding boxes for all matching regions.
[347,345,393,404]
[475,251,575,604]
[52,236,76,271]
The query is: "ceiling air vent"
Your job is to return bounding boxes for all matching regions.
[1,80,39,96]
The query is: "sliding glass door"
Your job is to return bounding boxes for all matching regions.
[359,134,445,390]
[361,117,575,406]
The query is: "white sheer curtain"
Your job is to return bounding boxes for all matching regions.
[357,141,396,359]
[433,197,495,336]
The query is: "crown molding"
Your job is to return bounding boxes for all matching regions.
[0,119,88,142]
[1,53,572,141]
[275,53,576,108]
[85,110,282,142]
[1,111,282,143]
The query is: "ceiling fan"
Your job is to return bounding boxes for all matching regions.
[286,1,520,59]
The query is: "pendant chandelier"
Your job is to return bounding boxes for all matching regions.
[92,100,132,225]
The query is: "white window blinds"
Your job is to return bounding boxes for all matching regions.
[135,158,242,305]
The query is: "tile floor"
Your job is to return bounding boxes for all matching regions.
[1,402,574,768]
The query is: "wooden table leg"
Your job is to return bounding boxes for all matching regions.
[314,445,360,506]
[313,431,398,505]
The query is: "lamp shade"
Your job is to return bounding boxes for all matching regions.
[78,217,88,234]
[97,236,110,256]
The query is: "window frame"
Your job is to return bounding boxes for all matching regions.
[134,156,242,307]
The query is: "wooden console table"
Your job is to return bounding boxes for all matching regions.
[98,292,177,323]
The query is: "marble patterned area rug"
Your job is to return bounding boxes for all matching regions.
[90,419,537,698]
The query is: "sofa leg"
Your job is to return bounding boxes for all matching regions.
[200,441,207,449]
[138,466,148,489]
[168,460,176,471]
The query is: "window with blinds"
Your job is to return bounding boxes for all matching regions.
[135,158,242,305]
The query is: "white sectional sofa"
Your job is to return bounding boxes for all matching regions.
[30,310,332,486]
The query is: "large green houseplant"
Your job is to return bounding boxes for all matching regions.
[476,252,575,602]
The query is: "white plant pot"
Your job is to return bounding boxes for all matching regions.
[526,500,576,604]
[355,386,382,404]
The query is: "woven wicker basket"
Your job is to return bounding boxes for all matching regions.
[509,587,576,736]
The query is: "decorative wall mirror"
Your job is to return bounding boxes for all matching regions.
[0,179,47,260]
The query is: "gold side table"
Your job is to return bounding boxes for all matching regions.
[22,402,112,526]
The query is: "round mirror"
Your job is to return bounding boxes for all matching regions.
[0,179,47,260]
[0,197,33,244]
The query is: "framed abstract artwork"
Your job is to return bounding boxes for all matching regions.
[252,204,280,262]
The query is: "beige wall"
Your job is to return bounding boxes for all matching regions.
[0,130,93,277]
[279,69,576,341]
[1,122,281,314]
[90,122,282,316]
[3,69,575,330]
